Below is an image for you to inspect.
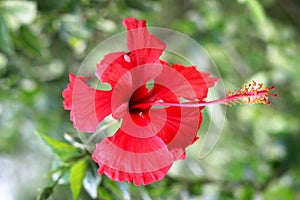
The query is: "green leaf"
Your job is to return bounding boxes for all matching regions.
[125,0,153,12]
[0,15,13,54]
[263,184,293,200]
[102,178,124,199]
[238,0,275,40]
[37,186,53,200]
[247,0,267,26]
[0,53,7,76]
[70,159,88,200]
[97,177,124,199]
[35,0,67,11]
[15,26,44,57]
[98,187,113,200]
[36,131,80,162]
[236,186,254,200]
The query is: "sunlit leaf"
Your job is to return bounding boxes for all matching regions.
[70,159,88,200]
[263,183,293,200]
[247,0,267,26]
[36,131,80,162]
[98,187,114,200]
[238,0,275,40]
[0,0,37,30]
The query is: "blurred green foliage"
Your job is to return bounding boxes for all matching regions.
[0,0,300,199]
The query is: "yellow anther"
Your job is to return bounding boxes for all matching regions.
[224,81,276,106]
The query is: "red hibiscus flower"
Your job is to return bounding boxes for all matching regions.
[62,18,276,185]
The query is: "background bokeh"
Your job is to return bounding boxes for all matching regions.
[0,0,300,199]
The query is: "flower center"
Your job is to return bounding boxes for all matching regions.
[128,86,153,126]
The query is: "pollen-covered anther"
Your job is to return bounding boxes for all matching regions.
[225,81,277,106]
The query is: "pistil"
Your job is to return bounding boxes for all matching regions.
[132,81,277,109]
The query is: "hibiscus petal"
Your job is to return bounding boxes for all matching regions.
[62,73,112,132]
[96,18,166,88]
[92,129,174,185]
[151,106,202,160]
[96,52,132,88]
[95,162,171,186]
[123,18,166,66]
[154,66,198,100]
[172,64,219,100]
[154,64,219,101]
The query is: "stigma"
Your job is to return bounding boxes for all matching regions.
[225,81,277,107]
